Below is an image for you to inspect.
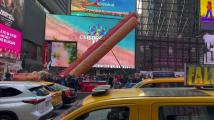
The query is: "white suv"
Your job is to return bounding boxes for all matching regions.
[0,81,53,120]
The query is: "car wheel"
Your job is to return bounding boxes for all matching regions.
[0,114,15,120]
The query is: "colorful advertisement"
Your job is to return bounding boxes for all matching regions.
[185,64,214,86]
[45,15,135,68]
[0,0,24,30]
[0,24,21,60]
[200,0,214,30]
[51,42,77,67]
[203,34,214,64]
[71,0,136,18]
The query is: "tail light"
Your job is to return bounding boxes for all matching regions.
[65,90,72,97]
[23,98,46,105]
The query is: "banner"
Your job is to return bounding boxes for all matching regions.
[0,24,21,60]
[71,0,136,18]
[185,64,214,86]
[200,0,214,30]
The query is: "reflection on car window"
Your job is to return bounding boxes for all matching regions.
[159,106,214,120]
[75,107,129,120]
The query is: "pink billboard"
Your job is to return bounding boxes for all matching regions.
[0,24,21,60]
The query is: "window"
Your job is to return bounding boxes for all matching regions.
[159,106,214,120]
[45,84,59,92]
[75,107,129,120]
[0,87,22,97]
[29,86,49,96]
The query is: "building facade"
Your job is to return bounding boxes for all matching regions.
[136,0,204,71]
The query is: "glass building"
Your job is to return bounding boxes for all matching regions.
[136,0,204,71]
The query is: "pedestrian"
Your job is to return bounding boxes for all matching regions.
[4,72,11,81]
[108,75,113,88]
[72,75,78,91]
[59,75,66,86]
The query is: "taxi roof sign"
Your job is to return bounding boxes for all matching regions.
[185,64,214,86]
[152,72,175,78]
[92,85,111,96]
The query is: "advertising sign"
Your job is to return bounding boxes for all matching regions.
[185,64,214,86]
[51,42,77,67]
[203,34,214,64]
[200,0,214,30]
[0,24,22,60]
[71,0,136,18]
[45,15,135,68]
[0,0,24,30]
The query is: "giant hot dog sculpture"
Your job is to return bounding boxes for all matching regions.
[59,13,137,77]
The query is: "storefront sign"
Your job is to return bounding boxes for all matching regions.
[185,64,214,86]
[0,24,21,60]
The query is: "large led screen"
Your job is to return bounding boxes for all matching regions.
[71,0,136,18]
[45,15,135,68]
[0,24,22,60]
[0,0,24,30]
[203,34,214,64]
[51,42,77,67]
[200,0,214,30]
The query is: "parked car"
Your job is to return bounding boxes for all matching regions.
[0,81,53,120]
[31,81,63,109]
[132,77,184,88]
[54,83,77,105]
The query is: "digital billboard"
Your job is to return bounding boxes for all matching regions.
[45,15,135,68]
[0,24,22,60]
[200,0,214,30]
[71,0,136,18]
[51,42,77,67]
[185,64,214,86]
[203,34,214,64]
[0,0,24,30]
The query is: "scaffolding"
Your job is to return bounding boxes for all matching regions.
[136,0,204,71]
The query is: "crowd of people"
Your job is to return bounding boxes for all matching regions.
[41,73,144,90]
[1,69,145,91]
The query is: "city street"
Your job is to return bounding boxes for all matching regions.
[1,0,213,120]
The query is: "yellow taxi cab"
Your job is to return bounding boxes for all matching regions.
[31,81,63,109]
[133,77,184,88]
[61,85,214,120]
